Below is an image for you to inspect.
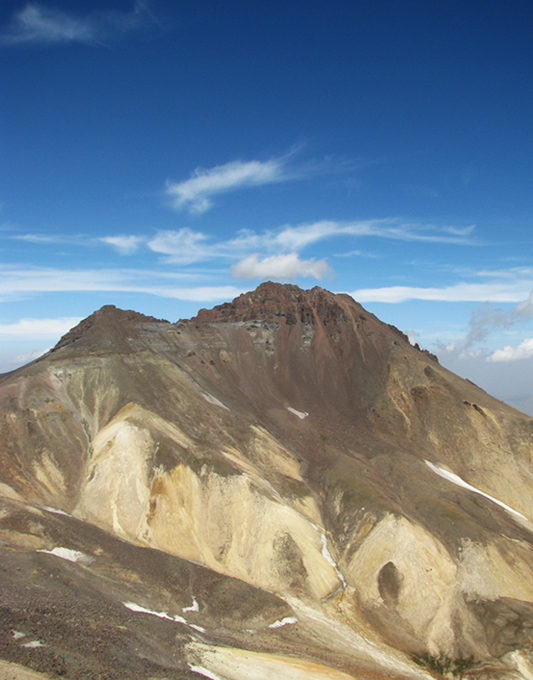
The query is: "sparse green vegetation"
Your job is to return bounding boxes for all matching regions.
[412,653,475,677]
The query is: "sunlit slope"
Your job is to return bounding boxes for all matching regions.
[1,282,533,679]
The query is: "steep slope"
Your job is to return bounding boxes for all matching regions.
[1,283,533,680]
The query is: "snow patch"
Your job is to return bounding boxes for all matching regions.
[268,616,298,629]
[287,406,308,419]
[189,623,206,633]
[124,601,183,622]
[37,547,94,565]
[320,533,346,589]
[425,460,529,521]
[183,597,199,612]
[123,601,204,632]
[22,640,44,648]
[189,665,226,680]
[41,506,70,517]
[201,391,229,410]
[12,631,25,640]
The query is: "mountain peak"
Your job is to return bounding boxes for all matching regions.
[189,281,355,327]
[53,305,166,352]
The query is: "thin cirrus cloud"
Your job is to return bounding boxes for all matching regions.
[148,228,211,264]
[351,281,533,304]
[165,157,293,214]
[6,348,53,366]
[0,317,82,337]
[0,265,244,303]
[147,220,475,266]
[230,253,333,281]
[0,2,157,46]
[99,235,144,255]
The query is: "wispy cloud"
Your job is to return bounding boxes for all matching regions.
[448,291,533,358]
[0,317,82,337]
[272,220,477,250]
[165,157,294,214]
[350,281,533,304]
[148,228,211,263]
[99,235,144,255]
[409,281,533,360]
[6,348,52,366]
[11,233,63,244]
[0,2,158,46]
[0,265,244,302]
[231,253,333,281]
[147,219,475,265]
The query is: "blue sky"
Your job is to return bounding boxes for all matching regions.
[2,1,533,413]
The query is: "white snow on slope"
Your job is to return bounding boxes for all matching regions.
[287,407,308,419]
[201,391,229,410]
[189,623,207,633]
[37,547,94,565]
[183,597,200,612]
[268,616,298,629]
[123,601,205,633]
[425,460,529,521]
[189,665,226,680]
[317,529,346,591]
[41,506,70,517]
[124,601,186,623]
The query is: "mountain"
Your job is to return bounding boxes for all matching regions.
[1,282,533,680]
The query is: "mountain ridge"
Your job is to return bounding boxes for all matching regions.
[1,283,533,680]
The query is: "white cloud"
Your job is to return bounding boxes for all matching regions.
[165,157,290,213]
[0,2,156,46]
[350,282,533,304]
[100,235,144,255]
[0,265,243,302]
[231,253,333,281]
[436,289,533,359]
[147,219,475,265]
[148,228,210,263]
[7,347,51,365]
[0,317,82,337]
[269,219,476,250]
[488,338,533,362]
[12,233,61,244]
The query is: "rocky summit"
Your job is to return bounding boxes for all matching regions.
[1,282,533,680]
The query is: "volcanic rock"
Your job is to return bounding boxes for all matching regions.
[1,282,533,680]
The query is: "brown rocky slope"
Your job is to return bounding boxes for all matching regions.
[1,282,533,680]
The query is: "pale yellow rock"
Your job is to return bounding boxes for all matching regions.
[347,513,456,635]
[77,402,340,599]
[32,450,66,497]
[458,538,533,602]
[0,482,24,501]
[0,659,51,680]
[186,643,360,680]
[148,463,341,598]
[79,407,154,538]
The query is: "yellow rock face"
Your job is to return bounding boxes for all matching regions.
[77,402,341,600]
[186,643,361,680]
